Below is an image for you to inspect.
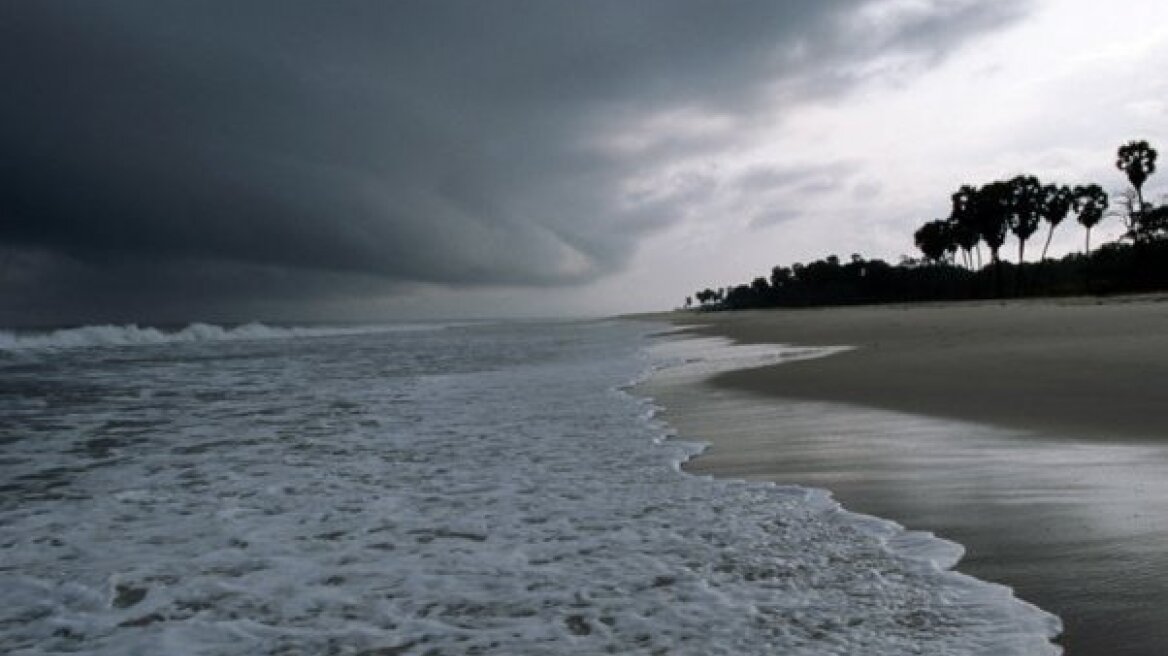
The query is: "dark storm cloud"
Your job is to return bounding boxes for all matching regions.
[0,0,1030,322]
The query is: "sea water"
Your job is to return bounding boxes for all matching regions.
[0,320,1059,655]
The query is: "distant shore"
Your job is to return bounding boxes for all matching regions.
[633,295,1168,656]
[641,294,1168,441]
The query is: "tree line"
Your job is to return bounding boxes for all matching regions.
[688,140,1166,310]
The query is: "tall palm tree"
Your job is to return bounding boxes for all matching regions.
[1038,184,1073,261]
[980,181,1012,295]
[1006,175,1044,266]
[950,184,986,269]
[952,182,1012,295]
[1072,184,1109,253]
[947,215,979,269]
[1116,140,1157,222]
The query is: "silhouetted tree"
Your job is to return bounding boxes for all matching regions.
[1141,205,1168,241]
[1072,184,1108,253]
[770,265,792,289]
[948,215,980,269]
[1038,184,1073,260]
[980,181,1012,249]
[689,140,1168,311]
[951,184,990,269]
[1115,188,1143,242]
[1002,175,1044,292]
[914,219,955,263]
[954,181,1011,295]
[1116,187,1168,244]
[1007,175,1044,266]
[751,276,770,296]
[1116,140,1157,223]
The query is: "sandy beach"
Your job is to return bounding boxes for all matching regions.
[639,296,1168,655]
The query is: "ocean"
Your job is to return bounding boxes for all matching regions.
[0,319,1058,655]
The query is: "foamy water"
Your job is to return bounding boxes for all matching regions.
[0,321,471,352]
[0,320,1058,654]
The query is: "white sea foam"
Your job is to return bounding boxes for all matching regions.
[0,320,1060,654]
[0,321,462,352]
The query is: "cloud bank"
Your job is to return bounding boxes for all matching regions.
[0,1,1029,323]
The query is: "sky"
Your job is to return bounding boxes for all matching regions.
[2,0,1167,326]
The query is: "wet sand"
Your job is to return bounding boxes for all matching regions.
[637,296,1168,655]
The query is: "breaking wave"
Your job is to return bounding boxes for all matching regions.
[0,321,448,352]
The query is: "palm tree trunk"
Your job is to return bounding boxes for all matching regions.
[1017,240,1027,295]
[1041,225,1056,261]
[992,250,1003,297]
[1084,228,1094,294]
[1135,186,1146,241]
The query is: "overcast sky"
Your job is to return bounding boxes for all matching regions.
[3,0,1167,326]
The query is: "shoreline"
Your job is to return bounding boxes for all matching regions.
[633,297,1168,656]
[640,295,1168,442]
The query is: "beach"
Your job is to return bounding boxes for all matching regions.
[639,296,1168,655]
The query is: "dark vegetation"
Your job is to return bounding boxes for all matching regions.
[687,141,1166,310]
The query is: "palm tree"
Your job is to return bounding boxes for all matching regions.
[1072,184,1109,253]
[1006,175,1044,269]
[1038,184,1073,261]
[951,181,1014,295]
[947,216,980,269]
[977,181,1012,295]
[948,182,985,267]
[1116,140,1157,220]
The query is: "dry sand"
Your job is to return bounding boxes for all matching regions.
[637,296,1168,656]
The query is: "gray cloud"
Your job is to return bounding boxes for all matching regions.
[736,162,861,195]
[0,0,1031,323]
[748,209,805,230]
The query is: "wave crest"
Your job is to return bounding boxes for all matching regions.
[0,322,420,352]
